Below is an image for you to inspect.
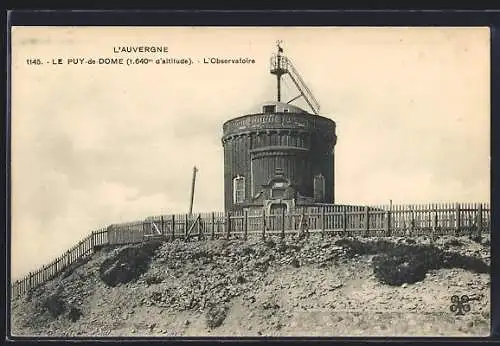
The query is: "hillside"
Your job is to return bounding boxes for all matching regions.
[11,234,491,337]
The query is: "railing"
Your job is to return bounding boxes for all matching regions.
[11,202,490,298]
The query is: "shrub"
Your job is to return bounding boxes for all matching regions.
[43,292,66,317]
[206,303,229,329]
[334,238,489,286]
[67,306,83,322]
[99,241,162,287]
[372,243,489,286]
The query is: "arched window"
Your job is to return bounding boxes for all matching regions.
[233,175,246,204]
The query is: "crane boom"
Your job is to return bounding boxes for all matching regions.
[286,60,321,115]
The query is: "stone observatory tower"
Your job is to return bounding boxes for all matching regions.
[222,42,337,213]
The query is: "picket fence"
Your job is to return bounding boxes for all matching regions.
[11,202,490,298]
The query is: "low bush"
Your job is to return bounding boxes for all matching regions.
[336,238,489,286]
[206,303,229,329]
[372,243,489,286]
[99,240,162,287]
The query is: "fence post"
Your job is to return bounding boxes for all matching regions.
[185,214,189,240]
[91,231,95,250]
[321,206,326,238]
[433,209,438,236]
[281,207,286,240]
[262,208,266,240]
[365,206,370,237]
[343,208,347,236]
[198,214,203,239]
[385,210,391,237]
[477,203,483,240]
[161,216,164,235]
[226,212,231,239]
[171,215,175,240]
[244,210,248,240]
[455,202,461,237]
[211,212,215,240]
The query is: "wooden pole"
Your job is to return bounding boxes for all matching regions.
[142,222,146,242]
[433,209,438,236]
[211,212,215,240]
[321,206,325,238]
[226,212,231,239]
[365,206,370,237]
[171,215,176,240]
[244,210,248,240]
[281,207,286,240]
[343,208,347,236]
[185,214,189,240]
[477,203,483,240]
[385,210,391,237]
[262,208,267,240]
[161,216,164,235]
[189,166,198,216]
[198,214,203,239]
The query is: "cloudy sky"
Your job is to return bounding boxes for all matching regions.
[10,27,490,279]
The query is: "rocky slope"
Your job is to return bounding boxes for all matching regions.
[11,234,491,337]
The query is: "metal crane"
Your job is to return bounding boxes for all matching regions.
[270,41,321,115]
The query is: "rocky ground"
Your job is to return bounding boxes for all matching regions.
[10,234,491,337]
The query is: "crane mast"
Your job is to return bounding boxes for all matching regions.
[270,41,321,115]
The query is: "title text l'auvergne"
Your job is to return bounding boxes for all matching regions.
[113,46,169,53]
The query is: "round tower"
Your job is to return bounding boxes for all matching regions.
[221,42,337,213]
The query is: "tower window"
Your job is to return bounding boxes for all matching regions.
[233,175,246,204]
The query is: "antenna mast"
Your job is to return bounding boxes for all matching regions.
[270,41,321,115]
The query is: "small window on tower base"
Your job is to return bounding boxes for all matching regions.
[233,175,246,204]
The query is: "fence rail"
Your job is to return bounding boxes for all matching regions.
[11,202,490,298]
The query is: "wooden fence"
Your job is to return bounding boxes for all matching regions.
[11,228,108,299]
[11,202,490,298]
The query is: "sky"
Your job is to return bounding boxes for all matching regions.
[10,27,490,279]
